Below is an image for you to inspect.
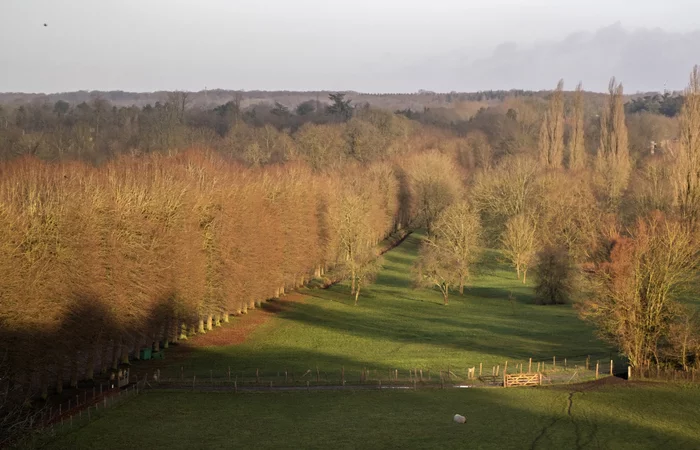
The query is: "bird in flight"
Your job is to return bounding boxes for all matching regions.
[44,23,47,27]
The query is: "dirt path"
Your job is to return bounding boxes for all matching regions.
[184,292,306,348]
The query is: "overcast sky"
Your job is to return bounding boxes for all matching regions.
[1,0,699,93]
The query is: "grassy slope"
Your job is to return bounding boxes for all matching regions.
[159,233,613,381]
[49,383,700,450]
[48,233,700,449]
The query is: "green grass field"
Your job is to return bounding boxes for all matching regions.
[46,232,700,449]
[150,233,614,384]
[48,383,700,449]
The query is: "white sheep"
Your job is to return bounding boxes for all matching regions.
[453,414,466,424]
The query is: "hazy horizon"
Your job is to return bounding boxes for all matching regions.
[1,0,699,94]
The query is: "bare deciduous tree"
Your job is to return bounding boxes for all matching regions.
[580,213,700,368]
[402,151,462,233]
[533,246,574,305]
[426,202,482,294]
[501,213,538,283]
[413,242,459,305]
[596,78,631,208]
[568,82,586,170]
[538,80,565,169]
[673,66,700,230]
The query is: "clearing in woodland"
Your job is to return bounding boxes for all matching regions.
[137,233,615,382]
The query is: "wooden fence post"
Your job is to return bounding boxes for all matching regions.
[595,362,599,380]
[479,363,482,377]
[586,355,590,371]
[628,366,631,380]
[610,360,613,376]
[528,358,532,373]
[553,356,556,371]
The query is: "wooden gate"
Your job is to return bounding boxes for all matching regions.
[504,372,542,387]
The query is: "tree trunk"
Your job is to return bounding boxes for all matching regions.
[40,367,49,400]
[198,318,205,333]
[522,268,528,284]
[85,344,95,381]
[163,323,170,349]
[223,312,230,323]
[206,314,213,331]
[100,341,109,374]
[70,352,79,388]
[120,341,129,365]
[214,313,221,327]
[354,286,361,305]
[681,340,688,371]
[459,276,464,295]
[516,264,521,279]
[111,339,120,370]
[171,321,179,343]
[55,359,64,394]
[442,283,449,305]
[351,270,356,294]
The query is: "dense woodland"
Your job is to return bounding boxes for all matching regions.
[1,67,700,444]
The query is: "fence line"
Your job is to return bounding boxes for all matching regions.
[630,365,698,383]
[35,377,148,445]
[137,354,631,391]
[35,355,700,445]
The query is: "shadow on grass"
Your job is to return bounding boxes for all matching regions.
[46,381,700,450]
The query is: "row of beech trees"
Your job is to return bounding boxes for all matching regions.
[0,149,454,397]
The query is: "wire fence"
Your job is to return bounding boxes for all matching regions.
[141,354,629,391]
[631,365,699,383]
[32,377,148,446]
[32,354,700,445]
